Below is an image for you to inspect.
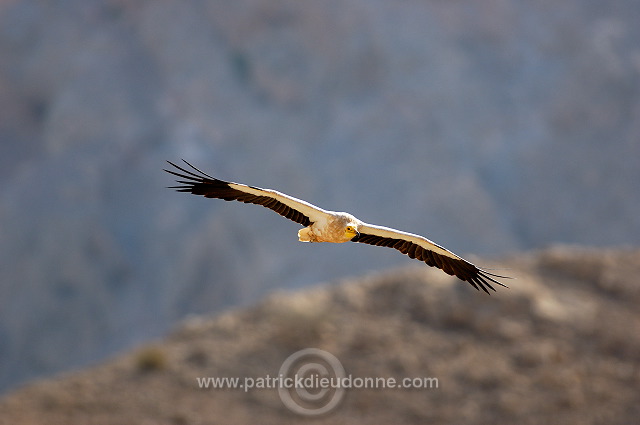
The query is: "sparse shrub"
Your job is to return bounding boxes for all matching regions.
[134,345,168,372]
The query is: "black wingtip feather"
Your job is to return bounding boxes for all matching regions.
[476,276,495,294]
[478,270,510,289]
[165,160,212,181]
[480,269,514,280]
[466,278,480,292]
[180,159,217,180]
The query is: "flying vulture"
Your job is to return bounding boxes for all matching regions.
[165,160,509,294]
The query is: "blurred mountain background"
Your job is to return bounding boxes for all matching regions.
[1,247,639,424]
[0,0,639,394]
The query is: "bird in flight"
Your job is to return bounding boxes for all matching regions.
[165,160,509,294]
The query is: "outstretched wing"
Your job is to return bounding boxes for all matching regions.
[353,223,509,294]
[165,160,328,226]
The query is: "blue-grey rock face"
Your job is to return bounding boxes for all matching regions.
[0,0,638,392]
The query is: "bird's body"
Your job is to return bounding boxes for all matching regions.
[165,160,509,294]
[298,212,360,243]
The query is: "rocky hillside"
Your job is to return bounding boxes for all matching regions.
[2,0,639,394]
[1,246,638,425]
